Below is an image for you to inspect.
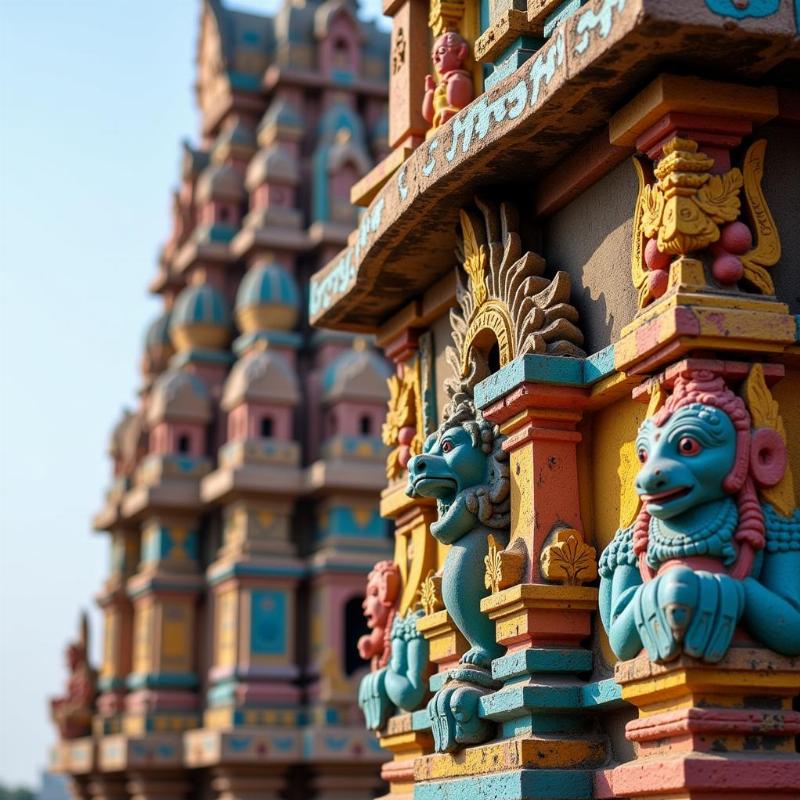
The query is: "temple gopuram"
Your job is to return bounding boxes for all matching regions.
[50,1,394,798]
[308,0,800,798]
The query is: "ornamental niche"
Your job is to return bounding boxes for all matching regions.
[599,363,800,664]
[406,198,585,752]
[631,138,780,307]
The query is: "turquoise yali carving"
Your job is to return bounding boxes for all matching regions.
[406,392,510,752]
[407,400,510,668]
[358,610,430,730]
[356,561,430,730]
[599,367,800,665]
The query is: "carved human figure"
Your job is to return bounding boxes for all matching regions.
[599,368,800,664]
[357,561,430,730]
[50,614,97,739]
[357,560,400,670]
[422,31,473,131]
[407,397,510,667]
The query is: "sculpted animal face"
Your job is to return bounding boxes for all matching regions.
[635,403,736,520]
[406,427,488,508]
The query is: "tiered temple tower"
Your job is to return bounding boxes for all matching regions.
[49,1,393,798]
[310,1,800,800]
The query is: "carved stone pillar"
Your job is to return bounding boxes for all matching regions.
[479,380,597,650]
[596,649,800,800]
[351,0,428,206]
[377,713,434,800]
[609,74,794,375]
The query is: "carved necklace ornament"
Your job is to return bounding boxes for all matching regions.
[599,365,800,665]
[631,138,780,306]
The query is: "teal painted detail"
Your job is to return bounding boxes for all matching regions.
[412,708,431,731]
[170,348,234,369]
[474,346,615,409]
[227,71,262,91]
[144,310,172,348]
[794,314,800,342]
[194,222,238,243]
[141,525,198,565]
[233,330,303,356]
[320,506,386,540]
[480,0,490,32]
[359,609,430,729]
[481,675,626,730]
[207,680,238,706]
[574,0,626,55]
[408,404,511,753]
[544,0,582,36]
[428,666,499,752]
[491,648,592,682]
[408,421,509,670]
[98,676,126,692]
[580,677,623,708]
[599,398,800,665]
[171,282,231,329]
[705,0,780,18]
[126,672,198,690]
[484,37,542,91]
[414,769,593,799]
[331,69,354,84]
[323,434,387,460]
[250,590,287,655]
[236,262,300,312]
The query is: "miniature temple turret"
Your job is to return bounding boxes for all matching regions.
[308,1,800,799]
[51,1,391,798]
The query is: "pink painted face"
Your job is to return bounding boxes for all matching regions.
[432,33,466,74]
[362,575,388,630]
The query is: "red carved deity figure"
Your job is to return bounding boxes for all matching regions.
[50,613,97,739]
[357,560,400,670]
[422,31,473,132]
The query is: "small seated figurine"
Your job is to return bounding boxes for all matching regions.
[599,367,800,665]
[50,613,97,740]
[422,31,474,132]
[357,561,429,730]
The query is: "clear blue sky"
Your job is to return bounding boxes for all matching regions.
[0,0,386,788]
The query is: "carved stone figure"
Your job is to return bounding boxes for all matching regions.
[50,613,97,740]
[406,395,509,751]
[407,402,509,667]
[422,31,473,131]
[357,560,400,669]
[357,560,430,730]
[599,366,800,664]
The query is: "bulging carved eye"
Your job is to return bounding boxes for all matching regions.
[442,440,453,453]
[678,437,701,456]
[637,448,648,463]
